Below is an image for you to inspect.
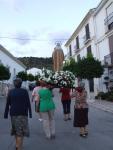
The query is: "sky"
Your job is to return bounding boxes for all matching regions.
[0,0,101,58]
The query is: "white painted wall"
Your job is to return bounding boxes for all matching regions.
[0,50,25,84]
[96,38,109,61]
[95,9,106,40]
[94,0,113,93]
[95,0,113,40]
[66,15,96,60]
[66,14,98,98]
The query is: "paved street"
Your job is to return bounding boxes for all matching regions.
[0,89,113,150]
[89,100,113,114]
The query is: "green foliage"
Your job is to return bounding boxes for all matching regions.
[87,52,93,58]
[0,64,11,80]
[95,92,107,100]
[27,74,34,81]
[18,57,53,70]
[78,54,104,79]
[63,54,104,79]
[34,73,41,81]
[63,57,77,74]
[95,91,113,101]
[16,71,27,81]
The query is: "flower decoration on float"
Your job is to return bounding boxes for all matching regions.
[39,68,76,88]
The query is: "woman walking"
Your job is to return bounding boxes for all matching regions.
[71,83,88,137]
[4,78,32,150]
[37,80,55,139]
[31,80,42,121]
[59,87,71,121]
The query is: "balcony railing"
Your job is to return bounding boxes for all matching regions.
[104,52,113,66]
[104,12,113,31]
[83,34,91,45]
[74,45,80,54]
[105,12,113,25]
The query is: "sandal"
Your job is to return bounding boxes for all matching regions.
[64,118,68,121]
[79,133,86,137]
[68,117,71,120]
[85,132,88,136]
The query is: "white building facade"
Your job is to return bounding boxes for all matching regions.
[65,0,113,98]
[65,9,97,99]
[94,0,113,92]
[0,44,26,84]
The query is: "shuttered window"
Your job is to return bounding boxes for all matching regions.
[85,24,90,40]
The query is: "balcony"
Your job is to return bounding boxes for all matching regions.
[104,12,113,32]
[104,52,113,66]
[74,45,80,54]
[83,34,91,45]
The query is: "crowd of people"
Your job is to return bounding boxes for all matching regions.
[4,78,89,150]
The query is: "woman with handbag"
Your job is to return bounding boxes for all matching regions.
[31,81,42,121]
[71,84,88,137]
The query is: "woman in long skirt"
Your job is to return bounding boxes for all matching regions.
[71,84,88,137]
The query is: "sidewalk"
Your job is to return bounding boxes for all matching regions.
[88,99,113,114]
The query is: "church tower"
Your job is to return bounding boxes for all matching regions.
[52,43,64,72]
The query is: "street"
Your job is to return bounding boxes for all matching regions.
[0,88,113,150]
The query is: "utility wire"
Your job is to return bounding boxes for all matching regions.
[0,36,68,41]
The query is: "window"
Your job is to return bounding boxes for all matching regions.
[77,54,80,61]
[105,3,113,31]
[108,22,113,30]
[76,36,79,49]
[69,45,72,56]
[87,45,92,54]
[85,24,90,40]
[109,35,113,59]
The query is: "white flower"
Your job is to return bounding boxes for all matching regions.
[38,69,75,87]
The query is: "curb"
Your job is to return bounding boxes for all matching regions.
[89,103,113,114]
[0,96,5,98]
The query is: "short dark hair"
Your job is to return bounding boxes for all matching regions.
[39,80,47,87]
[36,81,40,86]
[13,78,22,88]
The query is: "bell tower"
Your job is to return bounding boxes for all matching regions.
[52,43,64,72]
